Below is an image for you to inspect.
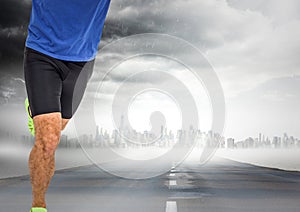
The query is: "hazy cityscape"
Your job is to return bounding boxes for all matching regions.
[1,125,300,150]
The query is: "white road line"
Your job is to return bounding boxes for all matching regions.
[165,201,177,212]
[169,173,175,177]
[169,180,177,186]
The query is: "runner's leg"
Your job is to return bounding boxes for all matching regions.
[29,112,61,208]
[24,48,64,208]
[24,47,94,208]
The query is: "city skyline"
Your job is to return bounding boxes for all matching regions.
[1,124,299,150]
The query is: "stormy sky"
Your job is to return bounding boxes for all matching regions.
[0,0,300,140]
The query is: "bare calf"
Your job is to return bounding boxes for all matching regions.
[29,112,62,208]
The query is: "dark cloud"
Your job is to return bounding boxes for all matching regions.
[103,0,195,42]
[101,18,154,45]
[0,27,27,67]
[0,0,31,28]
[0,0,31,75]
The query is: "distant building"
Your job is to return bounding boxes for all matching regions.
[245,137,255,148]
[227,138,234,148]
[272,136,280,148]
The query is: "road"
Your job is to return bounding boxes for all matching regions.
[0,157,299,212]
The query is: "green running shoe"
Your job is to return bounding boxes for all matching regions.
[30,207,47,212]
[25,98,35,136]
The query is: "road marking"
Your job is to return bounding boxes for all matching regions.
[165,201,177,212]
[169,180,177,186]
[169,173,175,177]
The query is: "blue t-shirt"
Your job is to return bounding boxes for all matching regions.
[26,0,111,61]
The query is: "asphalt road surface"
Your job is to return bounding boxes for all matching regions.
[0,157,299,212]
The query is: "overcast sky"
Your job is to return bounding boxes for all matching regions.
[0,0,300,140]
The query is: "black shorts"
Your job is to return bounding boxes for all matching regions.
[24,47,95,119]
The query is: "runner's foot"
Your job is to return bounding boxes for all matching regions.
[30,208,47,212]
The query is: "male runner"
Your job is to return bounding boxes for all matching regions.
[24,1,111,211]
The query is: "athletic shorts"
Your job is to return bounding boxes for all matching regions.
[24,47,95,119]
